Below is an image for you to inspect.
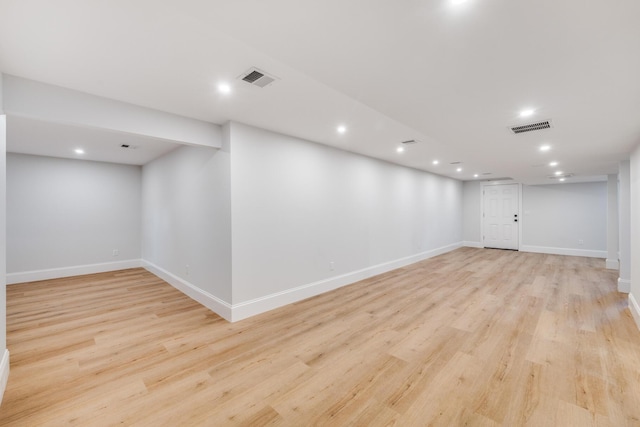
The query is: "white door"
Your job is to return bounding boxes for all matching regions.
[483,184,519,250]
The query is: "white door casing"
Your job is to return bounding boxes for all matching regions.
[483,183,519,250]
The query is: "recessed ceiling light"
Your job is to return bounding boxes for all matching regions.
[520,109,535,117]
[432,160,439,165]
[555,171,563,176]
[549,161,558,167]
[559,178,566,182]
[337,125,347,134]
[456,167,462,172]
[217,82,231,94]
[74,149,85,155]
[451,0,468,5]
[397,146,405,153]
[539,145,551,152]
[473,174,479,178]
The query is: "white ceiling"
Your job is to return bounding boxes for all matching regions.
[1,0,639,182]
[6,116,179,165]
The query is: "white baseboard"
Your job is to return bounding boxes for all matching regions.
[618,277,631,294]
[0,350,9,406]
[230,242,463,322]
[520,245,607,259]
[142,261,232,321]
[6,259,144,285]
[605,259,620,270]
[629,293,640,331]
[463,241,483,248]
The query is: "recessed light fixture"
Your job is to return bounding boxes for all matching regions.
[432,160,439,165]
[549,161,558,167]
[397,146,405,153]
[539,145,551,152]
[473,174,479,178]
[520,109,535,118]
[559,178,566,182]
[451,0,468,5]
[337,125,347,134]
[217,82,231,94]
[555,171,563,176]
[74,148,85,155]
[456,167,462,172]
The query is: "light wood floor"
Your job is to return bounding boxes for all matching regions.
[1,248,639,426]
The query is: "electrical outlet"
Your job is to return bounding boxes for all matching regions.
[185,264,190,276]
[329,261,335,271]
[112,249,119,257]
[578,239,584,245]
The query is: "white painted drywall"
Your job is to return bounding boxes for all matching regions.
[0,115,7,405]
[6,153,142,274]
[521,182,607,255]
[462,181,482,245]
[0,73,4,113]
[606,174,619,269]
[629,145,640,327]
[619,161,631,292]
[3,75,221,148]
[229,122,463,304]
[141,143,232,303]
[0,117,7,350]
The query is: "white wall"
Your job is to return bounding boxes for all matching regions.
[606,174,619,269]
[3,75,221,148]
[6,153,142,281]
[141,143,232,306]
[0,115,8,404]
[462,181,482,246]
[629,144,640,328]
[521,182,607,257]
[229,122,463,310]
[462,180,607,257]
[619,161,631,292]
[0,72,3,113]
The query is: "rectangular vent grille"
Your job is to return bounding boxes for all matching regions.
[239,67,278,88]
[242,70,264,83]
[510,120,552,134]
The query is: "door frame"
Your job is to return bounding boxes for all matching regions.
[480,181,523,251]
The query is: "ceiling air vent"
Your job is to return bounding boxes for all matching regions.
[510,120,552,134]
[401,139,418,145]
[239,67,277,88]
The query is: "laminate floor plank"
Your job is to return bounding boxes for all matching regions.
[1,248,638,426]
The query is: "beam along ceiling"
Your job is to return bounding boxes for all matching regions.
[1,0,639,183]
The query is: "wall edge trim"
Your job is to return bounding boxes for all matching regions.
[6,259,143,284]
[628,293,640,331]
[618,277,631,294]
[230,242,463,322]
[142,260,232,321]
[520,245,607,259]
[463,241,483,248]
[605,259,620,270]
[0,350,9,407]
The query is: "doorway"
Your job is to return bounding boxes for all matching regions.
[482,183,520,250]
